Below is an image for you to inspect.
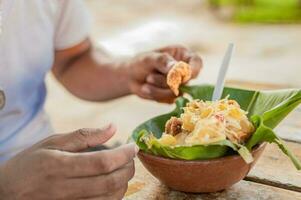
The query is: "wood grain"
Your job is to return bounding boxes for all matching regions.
[226,80,290,90]
[246,141,301,192]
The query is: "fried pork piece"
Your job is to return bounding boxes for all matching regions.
[167,61,192,96]
[165,117,183,136]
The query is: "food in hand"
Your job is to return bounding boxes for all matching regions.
[167,61,192,96]
[159,98,255,146]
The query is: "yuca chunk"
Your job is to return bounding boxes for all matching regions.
[167,61,192,96]
[165,117,183,136]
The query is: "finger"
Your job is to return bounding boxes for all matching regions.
[156,45,188,60]
[129,81,151,100]
[157,46,203,78]
[79,197,105,200]
[130,81,175,103]
[106,185,128,200]
[141,84,176,103]
[63,143,137,177]
[146,73,169,88]
[184,52,203,78]
[41,125,116,152]
[70,162,134,198]
[144,52,176,74]
[79,197,104,200]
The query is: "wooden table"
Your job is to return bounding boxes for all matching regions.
[124,83,301,200]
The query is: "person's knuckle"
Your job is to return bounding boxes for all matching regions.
[36,151,59,176]
[75,128,91,137]
[158,75,166,84]
[106,174,122,191]
[74,128,92,141]
[47,155,72,177]
[98,153,114,173]
[146,86,156,94]
[141,52,153,63]
[192,53,203,62]
[148,73,156,80]
[157,53,169,63]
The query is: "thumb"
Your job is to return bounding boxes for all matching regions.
[41,124,116,152]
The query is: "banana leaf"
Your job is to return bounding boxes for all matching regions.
[136,129,238,160]
[132,84,301,170]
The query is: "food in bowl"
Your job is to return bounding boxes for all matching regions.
[139,98,257,163]
[133,85,301,169]
[160,98,254,147]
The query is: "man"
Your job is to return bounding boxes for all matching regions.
[0,0,202,199]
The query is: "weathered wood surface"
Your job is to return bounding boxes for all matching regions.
[275,110,301,143]
[246,141,301,192]
[125,159,301,200]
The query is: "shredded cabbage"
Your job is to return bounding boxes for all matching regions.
[159,97,255,146]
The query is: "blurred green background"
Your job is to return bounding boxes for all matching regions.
[209,0,301,23]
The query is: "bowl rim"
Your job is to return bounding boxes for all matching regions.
[138,142,266,165]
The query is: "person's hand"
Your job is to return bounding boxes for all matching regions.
[0,125,137,200]
[128,45,203,103]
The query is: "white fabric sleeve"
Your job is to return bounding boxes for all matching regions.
[54,0,92,50]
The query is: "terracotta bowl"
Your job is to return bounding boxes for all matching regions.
[138,143,266,193]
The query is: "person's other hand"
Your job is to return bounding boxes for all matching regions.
[0,125,137,200]
[128,45,203,103]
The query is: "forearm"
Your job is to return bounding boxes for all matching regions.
[0,165,3,196]
[53,47,131,102]
[52,41,202,103]
[0,164,8,197]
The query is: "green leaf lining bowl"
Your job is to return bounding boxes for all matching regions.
[131,84,301,192]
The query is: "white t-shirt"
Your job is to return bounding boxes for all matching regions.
[0,0,91,162]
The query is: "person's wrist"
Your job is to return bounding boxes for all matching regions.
[117,59,133,95]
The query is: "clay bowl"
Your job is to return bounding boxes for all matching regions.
[138,143,266,193]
